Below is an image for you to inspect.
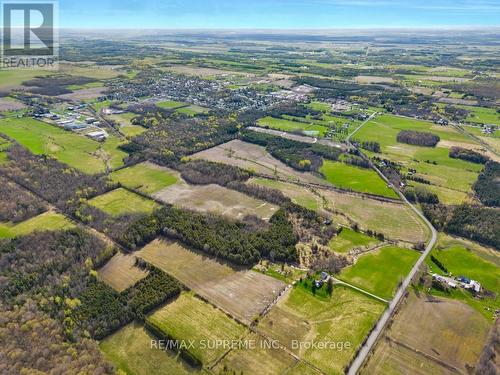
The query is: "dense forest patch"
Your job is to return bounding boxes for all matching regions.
[473,161,500,207]
[396,130,440,147]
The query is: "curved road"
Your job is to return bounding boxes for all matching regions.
[345,113,439,375]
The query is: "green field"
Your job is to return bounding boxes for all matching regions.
[329,228,381,254]
[258,285,385,374]
[425,236,500,319]
[357,114,474,151]
[0,117,127,173]
[338,246,420,300]
[156,100,188,109]
[0,138,10,165]
[102,136,129,170]
[257,116,328,136]
[355,114,483,196]
[88,188,158,216]
[320,160,398,199]
[66,81,104,91]
[0,69,50,90]
[176,105,208,116]
[100,323,204,375]
[0,211,75,238]
[106,112,146,138]
[214,333,299,375]
[452,105,499,125]
[147,292,247,366]
[92,100,113,112]
[307,101,332,112]
[409,181,468,205]
[110,162,178,194]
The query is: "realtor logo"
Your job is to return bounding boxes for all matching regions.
[1,0,58,68]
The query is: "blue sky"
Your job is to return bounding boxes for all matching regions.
[59,0,500,29]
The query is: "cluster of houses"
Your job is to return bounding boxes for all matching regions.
[432,274,481,293]
[104,71,289,113]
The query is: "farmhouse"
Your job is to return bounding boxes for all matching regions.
[432,274,457,288]
[462,279,481,293]
[434,274,482,293]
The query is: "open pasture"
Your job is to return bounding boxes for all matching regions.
[356,114,483,195]
[58,63,121,80]
[156,100,188,109]
[154,181,278,221]
[100,323,204,375]
[0,97,26,112]
[0,211,74,238]
[320,160,398,198]
[147,292,248,367]
[57,87,107,101]
[97,252,149,292]
[257,285,385,374]
[0,117,127,173]
[88,188,158,216]
[213,333,300,375]
[137,239,287,325]
[357,114,477,152]
[321,189,429,243]
[110,162,179,194]
[386,291,491,373]
[105,112,147,137]
[329,228,381,254]
[257,116,328,137]
[176,105,208,116]
[362,337,457,375]
[338,245,420,300]
[0,69,50,91]
[192,139,326,185]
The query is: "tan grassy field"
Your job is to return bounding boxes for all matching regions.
[136,239,287,325]
[163,65,251,77]
[257,285,385,374]
[192,139,326,185]
[355,75,395,84]
[362,338,456,375]
[478,136,500,154]
[386,291,491,372]
[320,189,429,243]
[97,252,149,292]
[100,323,205,375]
[0,98,26,111]
[57,87,107,101]
[147,292,248,367]
[154,182,278,221]
[213,333,299,375]
[438,139,499,163]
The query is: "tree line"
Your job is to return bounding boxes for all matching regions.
[422,204,499,249]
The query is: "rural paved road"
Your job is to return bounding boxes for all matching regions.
[345,113,439,375]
